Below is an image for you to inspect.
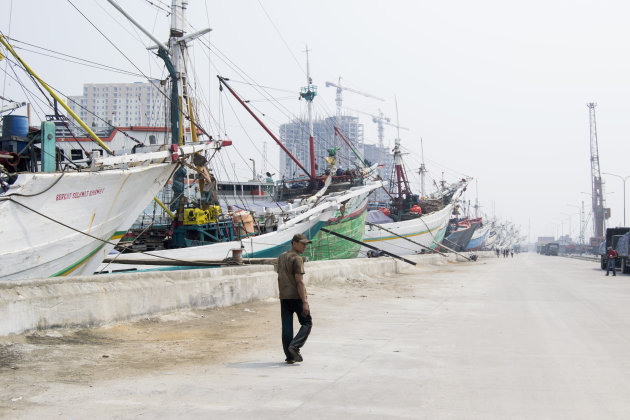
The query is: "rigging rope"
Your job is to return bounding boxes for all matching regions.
[5,38,145,77]
[0,166,234,266]
[1,0,13,106]
[256,0,305,76]
[6,196,201,265]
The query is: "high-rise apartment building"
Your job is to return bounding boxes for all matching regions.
[279,115,366,178]
[67,81,166,129]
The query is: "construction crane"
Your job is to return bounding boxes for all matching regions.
[344,107,409,149]
[587,102,609,245]
[325,77,384,118]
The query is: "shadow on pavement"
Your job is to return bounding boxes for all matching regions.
[226,361,295,369]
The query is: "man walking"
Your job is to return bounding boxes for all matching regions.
[606,246,618,276]
[277,233,312,364]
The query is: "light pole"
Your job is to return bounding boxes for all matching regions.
[561,212,572,241]
[602,172,630,226]
[552,218,563,241]
[568,203,583,245]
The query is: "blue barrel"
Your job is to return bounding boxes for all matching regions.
[2,115,28,138]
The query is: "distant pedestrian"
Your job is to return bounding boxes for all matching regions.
[510,249,514,258]
[495,248,500,258]
[276,233,313,364]
[606,246,618,276]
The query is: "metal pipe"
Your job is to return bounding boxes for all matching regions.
[153,196,176,219]
[365,222,449,257]
[320,228,416,266]
[105,0,169,51]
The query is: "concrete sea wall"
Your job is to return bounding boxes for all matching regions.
[0,253,484,336]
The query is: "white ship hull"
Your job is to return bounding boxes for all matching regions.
[483,228,499,248]
[99,201,339,270]
[361,202,454,256]
[0,164,175,280]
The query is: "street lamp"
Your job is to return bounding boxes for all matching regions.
[602,172,630,226]
[552,217,564,241]
[560,212,572,240]
[568,203,584,244]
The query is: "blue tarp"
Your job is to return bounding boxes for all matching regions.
[366,210,394,224]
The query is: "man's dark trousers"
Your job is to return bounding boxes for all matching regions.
[281,299,312,360]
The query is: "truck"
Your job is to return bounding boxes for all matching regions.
[540,242,559,256]
[547,242,559,256]
[600,227,630,270]
[615,232,630,274]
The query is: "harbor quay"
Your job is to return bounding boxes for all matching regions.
[2,253,630,418]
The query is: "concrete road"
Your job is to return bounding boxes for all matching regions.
[3,253,630,419]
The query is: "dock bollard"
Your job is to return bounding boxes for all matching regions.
[230,248,244,264]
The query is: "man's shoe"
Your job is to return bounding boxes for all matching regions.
[285,359,295,364]
[288,346,303,362]
[606,274,609,276]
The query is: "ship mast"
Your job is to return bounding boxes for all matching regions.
[170,0,186,145]
[389,98,412,219]
[474,179,479,219]
[107,0,210,146]
[418,137,427,197]
[299,47,317,179]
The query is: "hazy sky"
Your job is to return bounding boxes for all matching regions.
[2,0,630,242]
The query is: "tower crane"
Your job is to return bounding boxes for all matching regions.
[344,106,409,150]
[587,102,609,244]
[325,77,384,118]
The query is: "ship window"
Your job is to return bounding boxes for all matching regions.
[149,135,157,144]
[71,149,83,160]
